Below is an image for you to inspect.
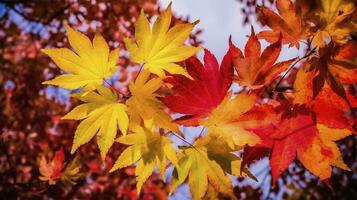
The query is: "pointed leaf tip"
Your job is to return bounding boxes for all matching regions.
[166,2,172,10]
[192,20,200,26]
[250,25,255,36]
[228,35,232,44]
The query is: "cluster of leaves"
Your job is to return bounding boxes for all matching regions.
[39,149,82,185]
[1,0,198,199]
[41,0,357,199]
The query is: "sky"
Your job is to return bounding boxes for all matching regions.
[160,0,302,61]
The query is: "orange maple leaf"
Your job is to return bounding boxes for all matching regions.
[298,124,351,180]
[39,149,65,185]
[233,27,295,89]
[257,0,309,48]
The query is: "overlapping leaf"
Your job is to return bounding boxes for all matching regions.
[257,0,309,48]
[306,42,356,103]
[162,44,236,126]
[110,123,177,193]
[200,93,275,149]
[171,148,232,199]
[62,86,128,159]
[294,66,356,131]
[171,135,257,200]
[124,3,201,78]
[328,41,357,84]
[312,0,356,47]
[42,24,119,90]
[249,111,316,184]
[233,28,295,89]
[298,124,351,180]
[248,106,351,184]
[126,70,178,132]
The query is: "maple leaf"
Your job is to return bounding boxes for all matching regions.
[39,149,65,185]
[110,122,177,193]
[312,0,356,47]
[200,93,274,149]
[126,70,178,132]
[124,3,201,78]
[62,85,129,159]
[195,134,258,181]
[162,43,236,126]
[294,66,357,131]
[307,42,356,104]
[327,41,357,84]
[298,124,351,180]
[171,135,257,200]
[252,112,318,184]
[250,105,352,184]
[233,27,295,89]
[171,147,233,200]
[42,23,119,90]
[61,156,83,185]
[257,0,309,48]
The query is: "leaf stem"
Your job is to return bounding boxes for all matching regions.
[133,63,144,82]
[103,79,125,97]
[169,132,198,150]
[273,47,317,92]
[198,127,206,137]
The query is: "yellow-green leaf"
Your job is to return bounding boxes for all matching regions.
[171,146,234,200]
[111,123,177,194]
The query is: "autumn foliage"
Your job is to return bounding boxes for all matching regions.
[1,0,357,199]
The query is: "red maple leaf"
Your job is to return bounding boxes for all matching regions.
[294,66,357,132]
[162,39,237,126]
[243,103,352,185]
[253,110,317,184]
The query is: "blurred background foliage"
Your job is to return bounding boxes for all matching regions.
[0,0,355,199]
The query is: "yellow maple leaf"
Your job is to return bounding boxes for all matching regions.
[313,0,356,47]
[298,124,351,180]
[62,85,128,159]
[200,93,263,149]
[124,3,201,78]
[42,23,119,90]
[126,70,178,132]
[110,121,177,193]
